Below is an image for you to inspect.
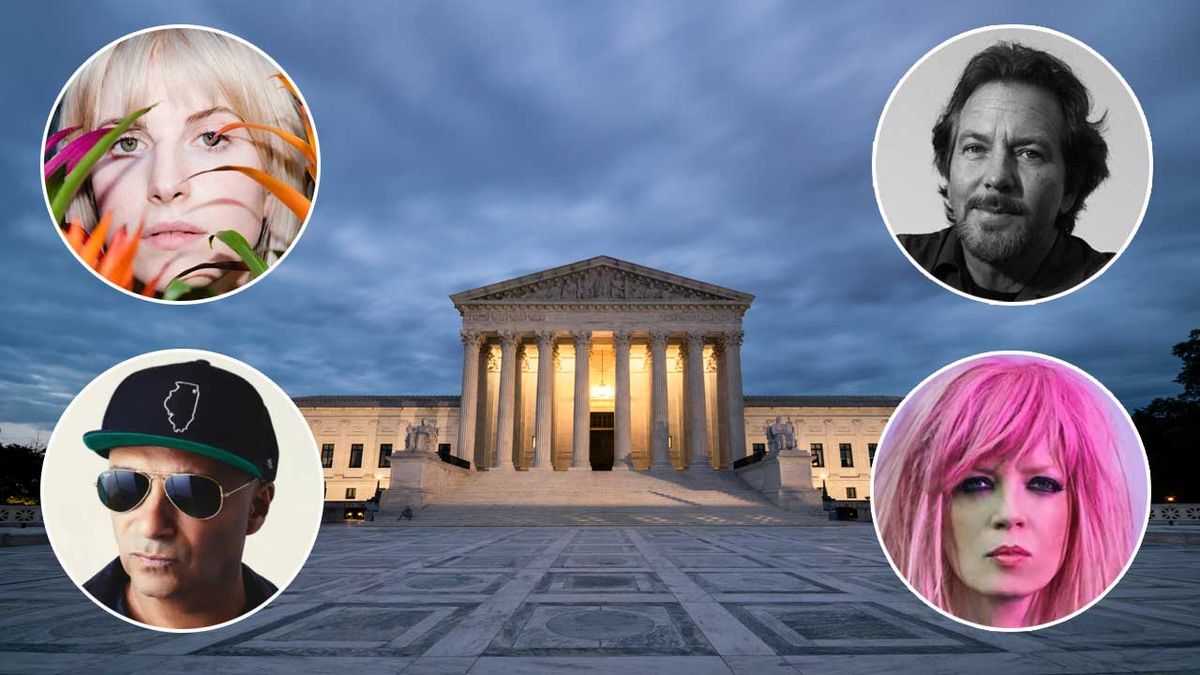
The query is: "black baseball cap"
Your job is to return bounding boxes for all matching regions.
[83,360,279,481]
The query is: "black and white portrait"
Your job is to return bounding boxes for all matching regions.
[874,26,1152,304]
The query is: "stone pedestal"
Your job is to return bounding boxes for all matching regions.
[734,451,824,512]
[377,451,471,514]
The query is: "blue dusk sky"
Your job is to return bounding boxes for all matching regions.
[1,1,1197,445]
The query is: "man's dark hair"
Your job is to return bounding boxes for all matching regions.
[932,42,1109,234]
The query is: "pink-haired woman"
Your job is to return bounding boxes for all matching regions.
[874,354,1136,628]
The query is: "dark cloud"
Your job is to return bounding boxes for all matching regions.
[1,0,1197,443]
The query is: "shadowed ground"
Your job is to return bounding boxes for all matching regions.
[0,524,1196,674]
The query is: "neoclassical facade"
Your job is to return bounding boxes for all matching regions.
[298,257,899,506]
[452,256,756,474]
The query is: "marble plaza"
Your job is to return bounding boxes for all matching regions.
[1,524,1197,674]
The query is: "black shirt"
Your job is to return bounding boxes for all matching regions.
[83,557,278,622]
[899,226,1114,302]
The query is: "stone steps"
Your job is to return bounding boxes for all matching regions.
[373,505,830,526]
[374,468,828,526]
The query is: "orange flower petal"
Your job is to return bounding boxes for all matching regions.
[109,223,142,279]
[116,262,135,290]
[271,73,317,171]
[215,121,315,169]
[80,212,112,268]
[271,73,301,101]
[191,166,311,220]
[97,227,127,277]
[65,219,86,251]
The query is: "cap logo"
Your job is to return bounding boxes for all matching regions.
[164,381,201,433]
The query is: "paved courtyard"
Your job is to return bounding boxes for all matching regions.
[0,524,1197,674]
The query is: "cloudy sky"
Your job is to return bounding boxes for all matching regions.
[1,1,1197,445]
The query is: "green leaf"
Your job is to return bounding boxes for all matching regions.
[210,230,269,277]
[45,165,66,206]
[50,105,154,224]
[163,279,198,301]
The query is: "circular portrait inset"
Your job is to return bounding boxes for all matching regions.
[871,352,1149,630]
[874,25,1152,305]
[41,349,323,632]
[42,25,319,302]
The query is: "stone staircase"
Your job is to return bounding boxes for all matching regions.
[373,468,830,526]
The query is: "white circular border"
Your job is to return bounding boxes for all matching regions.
[868,350,1152,632]
[871,24,1154,307]
[39,348,325,634]
[39,23,322,305]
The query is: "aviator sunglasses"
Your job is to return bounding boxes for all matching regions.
[96,469,257,520]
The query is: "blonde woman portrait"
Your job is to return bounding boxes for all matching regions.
[45,26,316,300]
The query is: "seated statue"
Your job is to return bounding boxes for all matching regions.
[404,418,439,453]
[765,416,798,455]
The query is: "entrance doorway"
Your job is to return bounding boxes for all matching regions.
[589,411,615,470]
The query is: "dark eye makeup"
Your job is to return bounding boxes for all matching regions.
[954,474,1065,495]
[1026,476,1064,494]
[955,475,994,494]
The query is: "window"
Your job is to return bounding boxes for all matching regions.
[868,443,877,466]
[752,443,766,454]
[349,443,363,468]
[321,444,334,468]
[345,487,357,499]
[438,443,451,456]
[378,443,393,468]
[846,487,857,499]
[810,443,824,467]
[839,443,853,467]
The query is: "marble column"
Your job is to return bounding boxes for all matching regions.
[514,342,527,468]
[493,331,517,471]
[457,331,482,463]
[649,331,672,470]
[684,333,710,470]
[721,331,748,463]
[533,332,555,470]
[613,331,632,470]
[476,346,494,469]
[715,340,730,470]
[570,331,591,470]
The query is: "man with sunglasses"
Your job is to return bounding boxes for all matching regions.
[80,360,279,629]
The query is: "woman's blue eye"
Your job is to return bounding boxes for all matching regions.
[956,476,993,494]
[115,137,140,153]
[1027,476,1064,494]
[201,131,227,148]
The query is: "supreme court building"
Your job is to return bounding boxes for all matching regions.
[297,257,899,510]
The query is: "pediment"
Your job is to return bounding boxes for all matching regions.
[452,256,753,305]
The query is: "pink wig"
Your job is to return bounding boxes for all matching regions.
[875,355,1134,626]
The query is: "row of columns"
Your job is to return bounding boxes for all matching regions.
[456,330,746,471]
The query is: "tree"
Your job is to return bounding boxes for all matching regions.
[1133,329,1200,503]
[1171,329,1200,402]
[0,442,45,505]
